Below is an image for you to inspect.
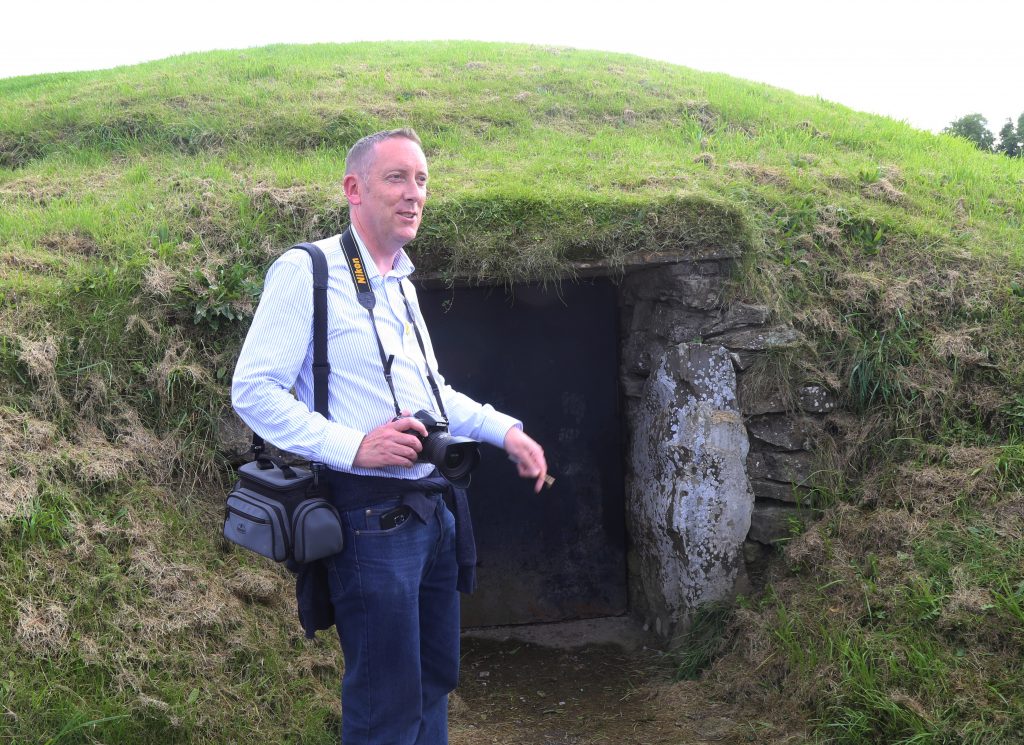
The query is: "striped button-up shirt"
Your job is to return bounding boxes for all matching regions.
[231,227,520,479]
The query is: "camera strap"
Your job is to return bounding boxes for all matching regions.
[340,228,448,422]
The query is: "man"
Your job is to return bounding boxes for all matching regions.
[232,128,547,744]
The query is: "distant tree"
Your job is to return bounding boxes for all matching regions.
[996,118,1021,157]
[943,113,995,151]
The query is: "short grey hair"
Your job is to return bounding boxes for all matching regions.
[345,128,422,177]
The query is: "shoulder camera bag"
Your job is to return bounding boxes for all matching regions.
[223,243,344,564]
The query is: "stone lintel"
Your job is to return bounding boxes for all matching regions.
[625,264,726,309]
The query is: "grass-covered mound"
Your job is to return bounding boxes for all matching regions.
[1,41,1023,743]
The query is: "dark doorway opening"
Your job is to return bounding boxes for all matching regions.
[417,278,626,627]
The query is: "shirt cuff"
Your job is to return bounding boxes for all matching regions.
[478,412,522,451]
[317,423,365,471]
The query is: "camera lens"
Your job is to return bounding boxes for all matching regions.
[436,440,479,485]
[411,410,480,487]
[445,449,464,469]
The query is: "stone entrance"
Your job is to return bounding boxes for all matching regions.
[222,244,837,637]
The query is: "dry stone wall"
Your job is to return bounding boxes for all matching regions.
[620,254,835,635]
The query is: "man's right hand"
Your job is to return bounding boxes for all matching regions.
[352,412,429,469]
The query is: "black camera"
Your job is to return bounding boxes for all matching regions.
[411,409,480,487]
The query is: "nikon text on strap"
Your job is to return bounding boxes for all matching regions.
[339,228,448,421]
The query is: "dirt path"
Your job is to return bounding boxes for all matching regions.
[449,619,793,745]
[451,636,675,744]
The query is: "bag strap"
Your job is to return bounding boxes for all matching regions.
[251,242,330,469]
[339,228,449,422]
[254,453,303,480]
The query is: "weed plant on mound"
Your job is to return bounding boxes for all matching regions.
[2,41,1024,743]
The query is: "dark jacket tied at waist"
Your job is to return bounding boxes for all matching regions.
[293,470,477,639]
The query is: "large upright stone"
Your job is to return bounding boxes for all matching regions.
[628,343,754,636]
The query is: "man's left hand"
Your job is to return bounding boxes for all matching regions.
[503,427,548,493]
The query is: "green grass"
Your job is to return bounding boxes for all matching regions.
[2,40,1024,743]
[760,494,1024,743]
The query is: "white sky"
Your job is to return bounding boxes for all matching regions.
[2,0,1020,134]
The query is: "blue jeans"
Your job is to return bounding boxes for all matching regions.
[325,494,460,745]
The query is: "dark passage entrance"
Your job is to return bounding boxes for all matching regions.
[417,279,626,627]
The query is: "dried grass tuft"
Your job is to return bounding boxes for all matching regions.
[727,161,789,187]
[73,373,108,420]
[125,314,163,342]
[72,425,138,483]
[870,446,1000,513]
[16,600,70,656]
[226,568,289,605]
[0,410,64,519]
[125,532,243,638]
[15,335,59,392]
[932,330,991,367]
[784,519,831,568]
[37,231,101,257]
[0,474,37,520]
[944,565,994,617]
[862,178,906,205]
[991,494,1024,541]
[143,258,178,298]
[149,341,211,396]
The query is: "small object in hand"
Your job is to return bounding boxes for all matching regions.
[508,455,556,489]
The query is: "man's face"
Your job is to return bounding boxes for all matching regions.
[351,137,428,254]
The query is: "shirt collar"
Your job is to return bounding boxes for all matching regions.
[348,225,416,281]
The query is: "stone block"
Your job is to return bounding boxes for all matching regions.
[746,449,815,484]
[798,385,839,413]
[730,350,759,371]
[737,378,840,417]
[742,539,773,566]
[627,342,754,633]
[749,478,811,504]
[651,305,708,345]
[748,501,814,544]
[620,374,646,399]
[700,303,770,337]
[712,326,805,352]
[746,413,819,451]
[621,332,660,378]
